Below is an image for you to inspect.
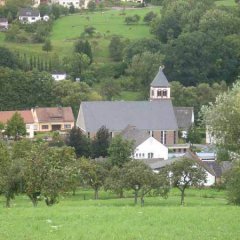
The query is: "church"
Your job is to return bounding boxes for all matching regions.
[76,67,193,147]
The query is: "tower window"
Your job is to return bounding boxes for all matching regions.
[157,90,162,97]
[163,90,167,97]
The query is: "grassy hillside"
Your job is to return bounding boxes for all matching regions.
[0,189,240,240]
[0,7,161,63]
[215,0,237,6]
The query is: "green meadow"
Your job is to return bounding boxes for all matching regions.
[0,188,240,240]
[0,7,161,63]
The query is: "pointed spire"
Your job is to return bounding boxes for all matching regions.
[151,65,170,88]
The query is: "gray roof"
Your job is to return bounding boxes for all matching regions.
[19,8,40,17]
[204,161,232,178]
[77,100,178,132]
[174,107,194,129]
[121,125,150,147]
[151,67,170,88]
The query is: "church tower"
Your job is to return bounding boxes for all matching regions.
[150,66,170,101]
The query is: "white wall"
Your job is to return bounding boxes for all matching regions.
[52,74,67,81]
[150,87,170,100]
[26,124,35,138]
[134,137,168,160]
[204,171,216,186]
[19,15,41,23]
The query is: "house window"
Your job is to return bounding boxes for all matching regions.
[164,131,167,144]
[32,17,35,20]
[142,153,145,158]
[42,125,49,130]
[174,131,176,144]
[87,132,90,138]
[148,153,154,158]
[64,124,71,129]
[136,153,138,158]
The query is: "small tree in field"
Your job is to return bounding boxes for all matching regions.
[125,15,141,25]
[143,11,157,24]
[168,158,207,205]
[42,39,53,53]
[5,112,26,140]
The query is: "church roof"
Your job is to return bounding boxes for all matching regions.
[174,107,194,129]
[77,100,178,133]
[121,125,150,147]
[151,67,170,88]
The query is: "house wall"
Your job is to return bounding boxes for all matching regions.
[37,122,74,132]
[52,74,67,81]
[0,22,8,29]
[26,124,35,138]
[152,130,177,145]
[19,15,41,23]
[134,137,168,160]
[204,171,215,186]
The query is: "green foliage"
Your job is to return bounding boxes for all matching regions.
[88,1,97,12]
[126,51,164,96]
[109,35,126,61]
[108,135,134,167]
[42,39,53,52]
[125,14,141,25]
[66,127,91,157]
[0,47,18,68]
[0,68,55,110]
[91,126,110,158]
[74,39,93,63]
[99,78,121,100]
[225,161,240,205]
[143,11,158,24]
[186,125,202,144]
[168,157,207,205]
[202,80,240,155]
[79,158,108,199]
[5,112,26,140]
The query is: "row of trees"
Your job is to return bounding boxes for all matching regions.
[0,137,208,208]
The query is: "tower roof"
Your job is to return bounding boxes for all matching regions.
[151,66,170,88]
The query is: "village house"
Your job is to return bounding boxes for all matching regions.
[0,110,36,138]
[0,18,8,31]
[33,0,91,9]
[31,107,75,132]
[51,71,67,81]
[121,125,168,160]
[19,8,41,24]
[0,0,5,6]
[76,67,194,152]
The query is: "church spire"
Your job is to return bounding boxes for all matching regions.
[150,66,171,101]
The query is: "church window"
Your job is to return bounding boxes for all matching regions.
[164,131,167,144]
[152,90,154,97]
[163,90,167,97]
[157,90,162,97]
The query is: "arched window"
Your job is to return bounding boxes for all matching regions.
[163,90,167,97]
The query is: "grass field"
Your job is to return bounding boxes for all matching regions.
[215,0,237,6]
[0,7,160,63]
[0,188,240,240]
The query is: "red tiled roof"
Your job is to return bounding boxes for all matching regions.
[0,110,34,124]
[34,107,74,123]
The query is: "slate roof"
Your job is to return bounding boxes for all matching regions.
[204,161,232,178]
[19,8,40,17]
[151,67,170,88]
[174,107,193,129]
[121,125,150,147]
[77,100,178,132]
[34,107,74,123]
[0,110,34,124]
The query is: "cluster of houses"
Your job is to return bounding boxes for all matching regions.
[0,67,229,186]
[33,0,90,9]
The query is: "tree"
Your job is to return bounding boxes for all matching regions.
[69,3,75,14]
[42,39,53,52]
[125,15,141,25]
[88,0,96,12]
[108,135,134,167]
[143,11,157,24]
[126,51,164,96]
[168,158,206,205]
[122,160,169,205]
[202,81,240,156]
[83,26,96,37]
[99,78,121,100]
[74,39,93,63]
[79,158,108,199]
[109,36,125,61]
[63,53,90,80]
[0,47,18,68]
[186,125,202,145]
[5,112,26,140]
[91,126,110,158]
[225,161,240,205]
[66,126,91,157]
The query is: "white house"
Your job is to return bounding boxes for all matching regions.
[51,71,67,81]
[0,18,8,31]
[134,137,168,160]
[19,9,41,24]
[121,125,168,160]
